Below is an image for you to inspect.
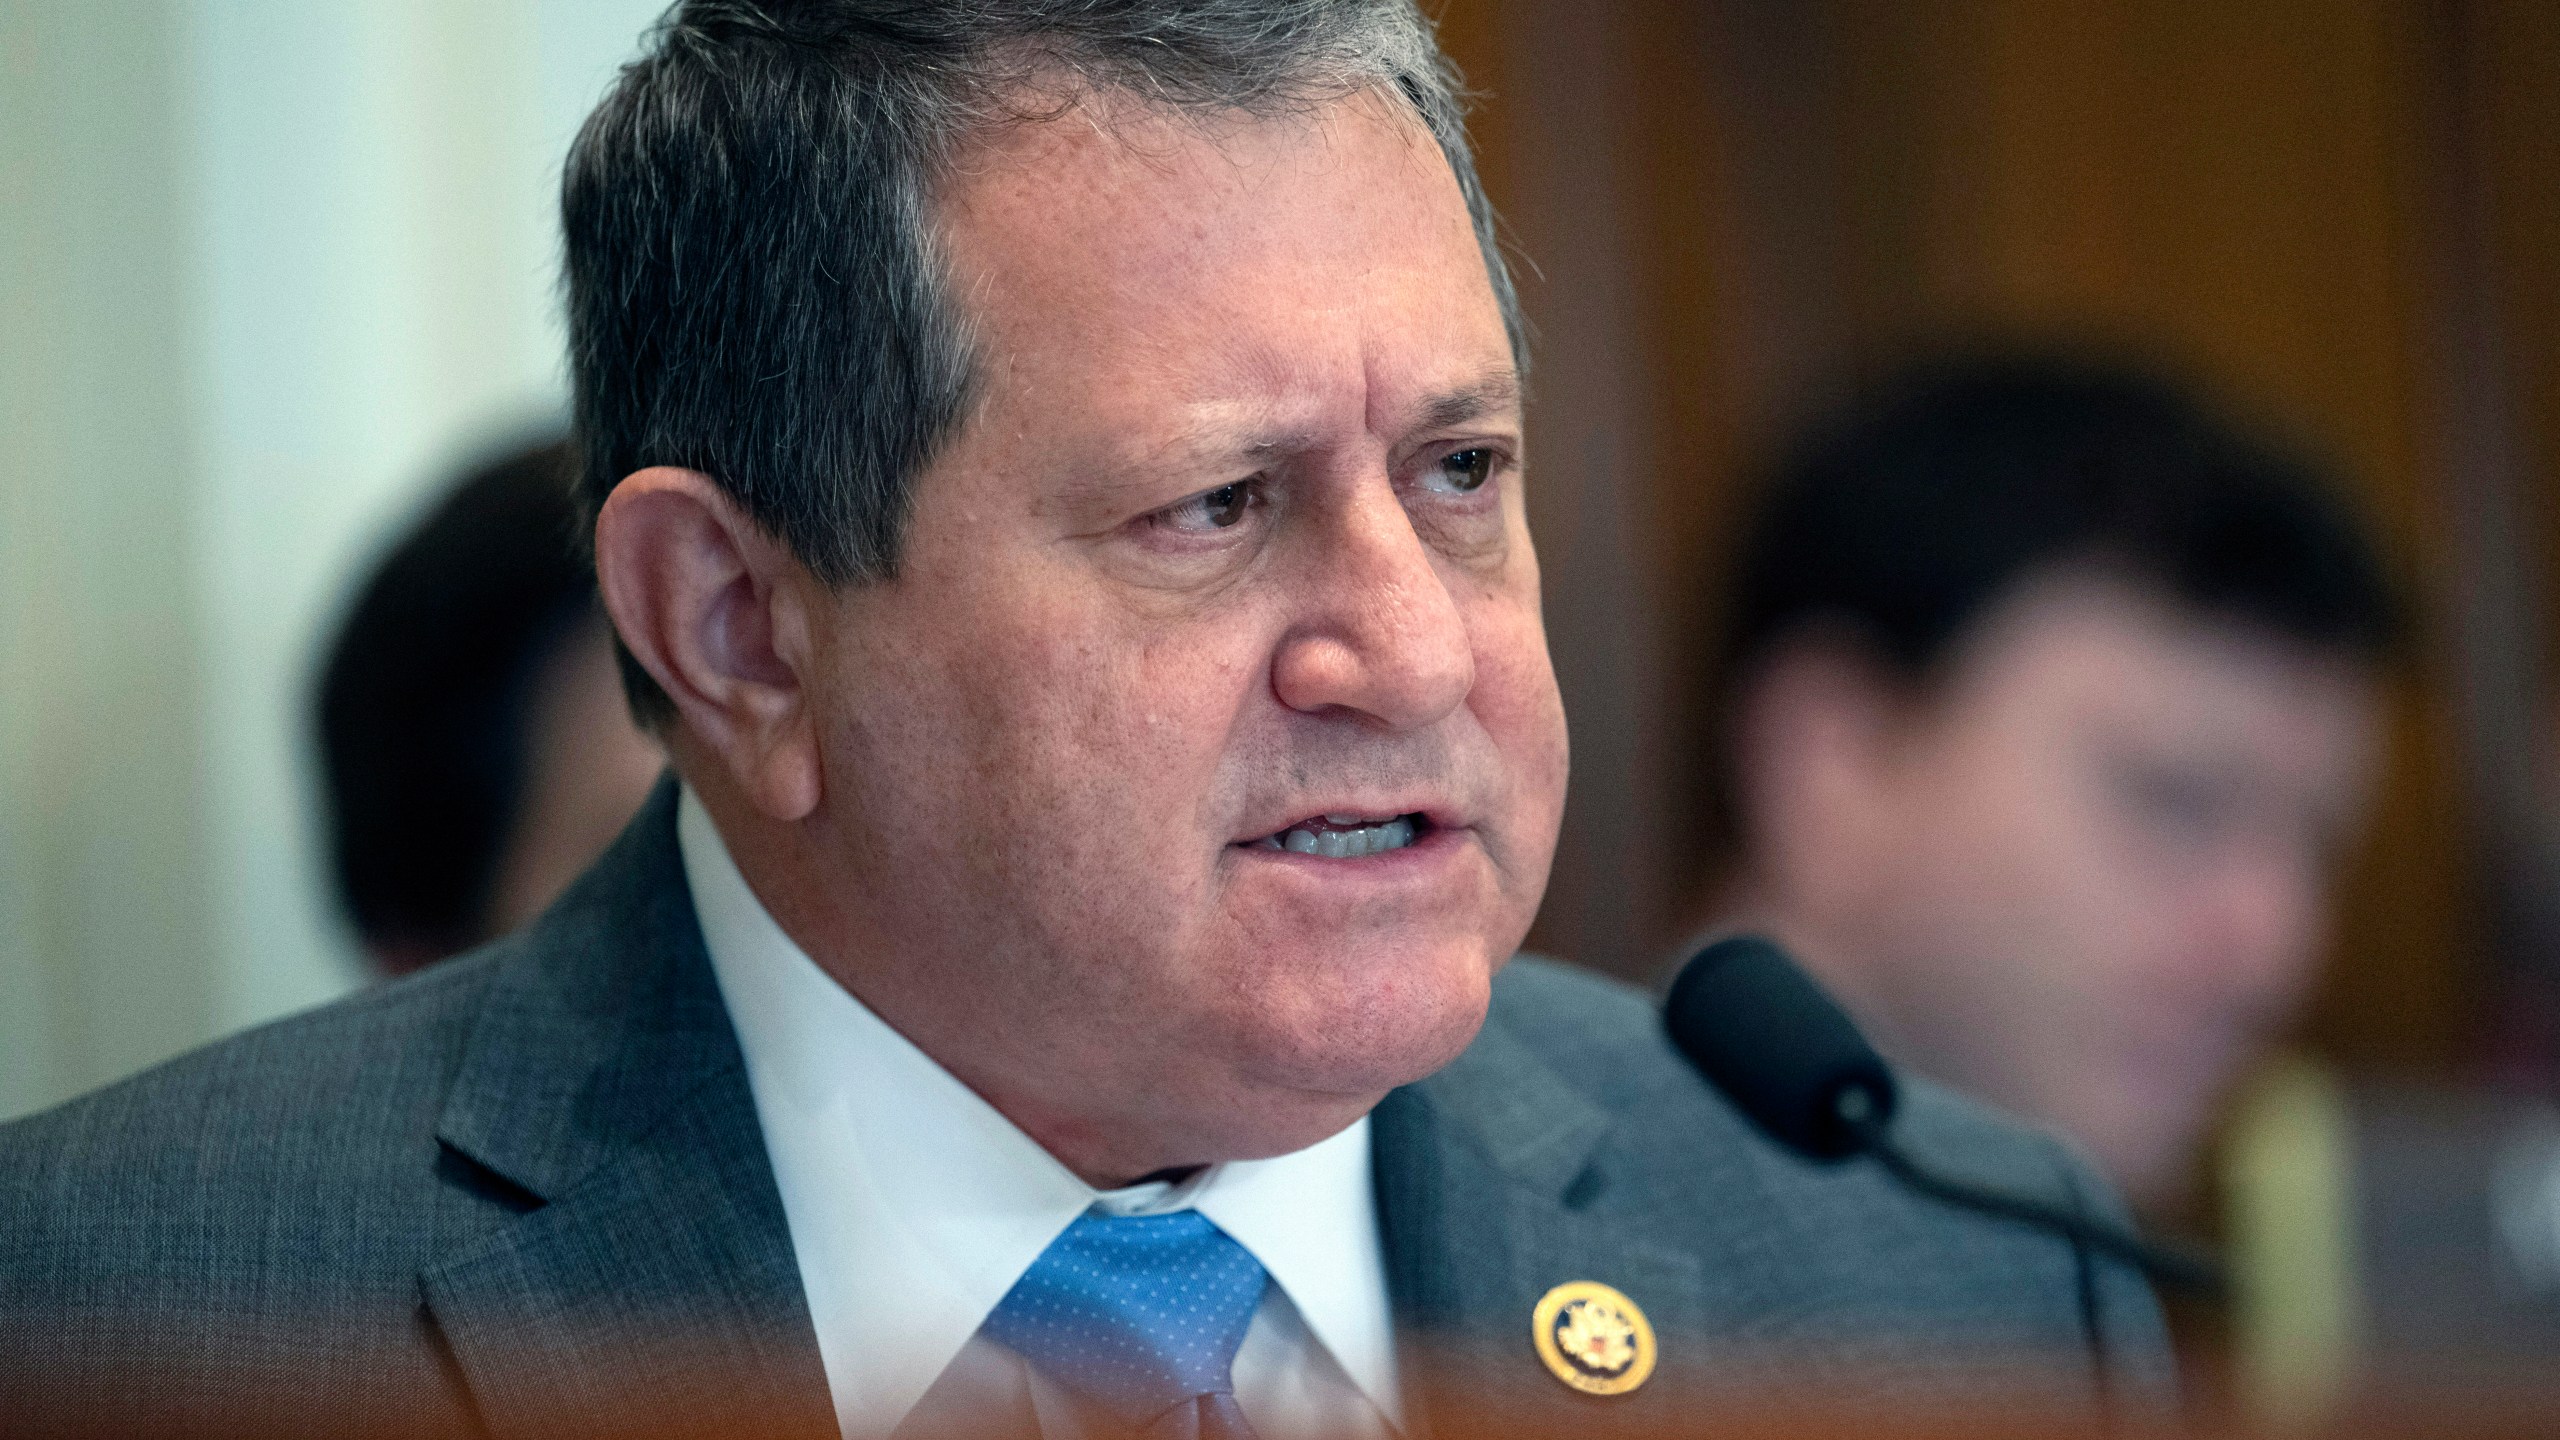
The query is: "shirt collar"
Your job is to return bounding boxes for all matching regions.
[677,787,1397,1433]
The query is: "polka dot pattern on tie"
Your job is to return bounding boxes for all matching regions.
[981,1207,1270,1431]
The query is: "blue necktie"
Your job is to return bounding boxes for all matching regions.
[981,1208,1270,1440]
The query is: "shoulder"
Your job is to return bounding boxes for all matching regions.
[1482,953,2102,1214]
[0,782,693,1214]
[0,941,536,1426]
[0,939,522,1297]
[1487,950,1652,1032]
[2,940,500,1164]
[1464,954,2169,1394]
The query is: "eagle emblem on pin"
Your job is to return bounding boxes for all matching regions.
[1530,1280,1657,1396]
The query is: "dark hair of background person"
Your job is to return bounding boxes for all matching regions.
[316,438,598,969]
[1691,351,2404,858]
[561,0,1521,728]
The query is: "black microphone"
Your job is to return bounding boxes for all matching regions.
[1663,934,2223,1296]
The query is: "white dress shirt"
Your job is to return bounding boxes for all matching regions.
[678,789,1404,1440]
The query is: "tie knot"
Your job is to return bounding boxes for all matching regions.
[982,1208,1270,1428]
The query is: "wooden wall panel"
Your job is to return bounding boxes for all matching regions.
[1431,0,2531,1073]
[1839,0,2476,1073]
[2476,0,2560,746]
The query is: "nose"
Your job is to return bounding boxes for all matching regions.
[1268,479,1475,730]
[2203,841,2324,1015]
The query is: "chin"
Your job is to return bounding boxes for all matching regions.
[1228,930,1499,1101]
[1185,996,1488,1167]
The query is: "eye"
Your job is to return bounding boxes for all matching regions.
[1427,447,1498,494]
[1153,479,1260,535]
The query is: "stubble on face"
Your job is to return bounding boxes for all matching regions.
[759,88,1567,1182]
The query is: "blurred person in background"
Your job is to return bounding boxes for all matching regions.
[0,7,2172,1427]
[316,437,664,975]
[1692,354,2399,1210]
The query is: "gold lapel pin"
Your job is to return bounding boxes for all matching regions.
[1530,1280,1657,1397]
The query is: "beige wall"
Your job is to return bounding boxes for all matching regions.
[0,0,665,1120]
[1,0,214,1116]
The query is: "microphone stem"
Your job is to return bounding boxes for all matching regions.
[1859,1124,2225,1297]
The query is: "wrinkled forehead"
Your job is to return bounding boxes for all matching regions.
[930,76,1440,235]
[924,86,1511,432]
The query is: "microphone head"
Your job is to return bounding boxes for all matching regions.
[1663,934,1899,1161]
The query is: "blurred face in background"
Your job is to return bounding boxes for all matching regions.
[364,615,664,978]
[478,616,668,940]
[1736,568,2382,1205]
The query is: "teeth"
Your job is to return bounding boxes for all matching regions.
[1266,815,1418,859]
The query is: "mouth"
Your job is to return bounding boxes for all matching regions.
[1244,812,1430,860]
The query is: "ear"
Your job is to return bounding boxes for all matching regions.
[592,467,822,821]
[1731,635,1907,910]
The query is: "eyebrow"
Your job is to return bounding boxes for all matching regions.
[1227,369,1524,460]
[1412,370,1523,435]
[1075,367,1527,503]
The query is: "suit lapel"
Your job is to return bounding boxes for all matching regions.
[413,794,1843,1438]
[418,783,835,1440]
[1378,973,1989,1429]
[1373,1006,1708,1435]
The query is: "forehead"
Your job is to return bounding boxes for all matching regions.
[927,89,1511,437]
[1954,571,2381,748]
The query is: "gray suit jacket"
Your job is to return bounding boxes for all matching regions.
[0,785,2167,1437]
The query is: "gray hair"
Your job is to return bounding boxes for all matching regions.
[563,0,1523,725]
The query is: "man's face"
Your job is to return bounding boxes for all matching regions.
[790,92,1565,1171]
[1804,573,2379,1203]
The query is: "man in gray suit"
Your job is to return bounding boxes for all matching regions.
[0,3,2166,1435]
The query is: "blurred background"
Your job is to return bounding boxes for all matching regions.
[3,0,2558,1423]
[1433,0,2557,1080]
[1428,1,2560,1417]
[2,0,664,1112]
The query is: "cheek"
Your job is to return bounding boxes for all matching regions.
[949,599,1269,901]
[1879,746,2115,964]
[891,578,1239,760]
[1467,591,1570,853]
